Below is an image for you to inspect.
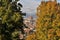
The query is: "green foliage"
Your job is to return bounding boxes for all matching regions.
[0,0,25,40]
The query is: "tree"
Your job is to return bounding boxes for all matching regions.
[36,0,60,40]
[25,33,36,40]
[0,0,26,40]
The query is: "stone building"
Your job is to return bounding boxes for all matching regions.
[23,16,36,35]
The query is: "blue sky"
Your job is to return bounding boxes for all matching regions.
[19,0,60,18]
[20,0,40,13]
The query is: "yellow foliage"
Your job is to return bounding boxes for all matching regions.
[56,29,60,36]
[36,0,60,40]
[26,33,36,40]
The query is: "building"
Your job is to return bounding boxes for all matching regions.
[23,16,36,34]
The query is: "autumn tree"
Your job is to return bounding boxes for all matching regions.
[0,0,26,40]
[36,0,60,40]
[25,32,36,40]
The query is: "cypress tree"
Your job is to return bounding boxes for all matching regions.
[0,0,26,40]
